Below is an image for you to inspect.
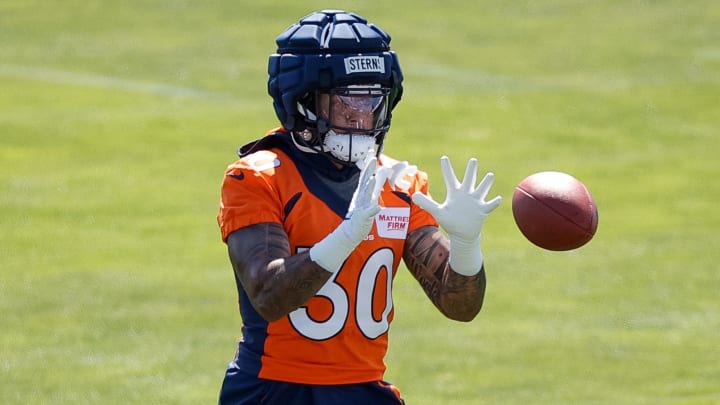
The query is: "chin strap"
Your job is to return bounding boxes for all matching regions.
[290,131,321,155]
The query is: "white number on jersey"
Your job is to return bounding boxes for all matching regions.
[289,248,394,340]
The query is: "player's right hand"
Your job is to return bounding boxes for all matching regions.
[310,152,389,273]
[346,153,388,237]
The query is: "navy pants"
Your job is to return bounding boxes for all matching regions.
[219,363,405,405]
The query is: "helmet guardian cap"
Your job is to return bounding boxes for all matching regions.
[267,10,403,164]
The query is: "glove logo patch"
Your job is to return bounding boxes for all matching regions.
[376,207,410,240]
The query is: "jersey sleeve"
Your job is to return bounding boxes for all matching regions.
[217,152,283,242]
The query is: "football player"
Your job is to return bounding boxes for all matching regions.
[216,10,502,405]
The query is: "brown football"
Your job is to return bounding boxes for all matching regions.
[512,171,598,251]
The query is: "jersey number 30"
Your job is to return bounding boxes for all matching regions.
[289,248,394,341]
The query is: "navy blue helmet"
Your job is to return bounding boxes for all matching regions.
[267,10,403,162]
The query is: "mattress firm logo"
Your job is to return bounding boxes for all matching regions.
[375,207,410,239]
[344,56,385,74]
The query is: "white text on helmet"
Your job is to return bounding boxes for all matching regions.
[344,56,385,74]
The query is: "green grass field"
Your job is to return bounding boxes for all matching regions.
[2,1,719,404]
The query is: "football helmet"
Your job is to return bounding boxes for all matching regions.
[268,10,404,164]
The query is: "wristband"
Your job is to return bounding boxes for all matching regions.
[309,220,359,273]
[448,234,484,276]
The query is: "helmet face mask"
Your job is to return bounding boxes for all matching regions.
[296,85,391,164]
[268,10,403,165]
[322,86,389,164]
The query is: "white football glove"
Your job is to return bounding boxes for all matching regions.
[412,156,502,276]
[310,152,389,273]
[387,160,418,190]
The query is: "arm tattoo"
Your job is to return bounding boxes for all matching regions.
[403,226,486,321]
[228,223,332,321]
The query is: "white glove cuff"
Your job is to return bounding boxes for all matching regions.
[309,221,359,273]
[448,234,484,276]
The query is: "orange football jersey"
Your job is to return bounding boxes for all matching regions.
[217,130,438,385]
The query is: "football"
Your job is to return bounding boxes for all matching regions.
[512,171,598,251]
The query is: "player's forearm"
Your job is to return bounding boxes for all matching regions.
[436,266,486,322]
[247,252,332,322]
[228,223,332,322]
[404,226,486,321]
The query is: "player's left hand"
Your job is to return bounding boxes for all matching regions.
[412,156,502,276]
[412,156,502,240]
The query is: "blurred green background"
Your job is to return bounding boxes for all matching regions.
[1,1,718,404]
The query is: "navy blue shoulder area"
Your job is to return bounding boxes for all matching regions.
[239,131,360,181]
[238,131,359,218]
[237,132,288,158]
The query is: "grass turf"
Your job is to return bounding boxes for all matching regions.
[1,1,719,403]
